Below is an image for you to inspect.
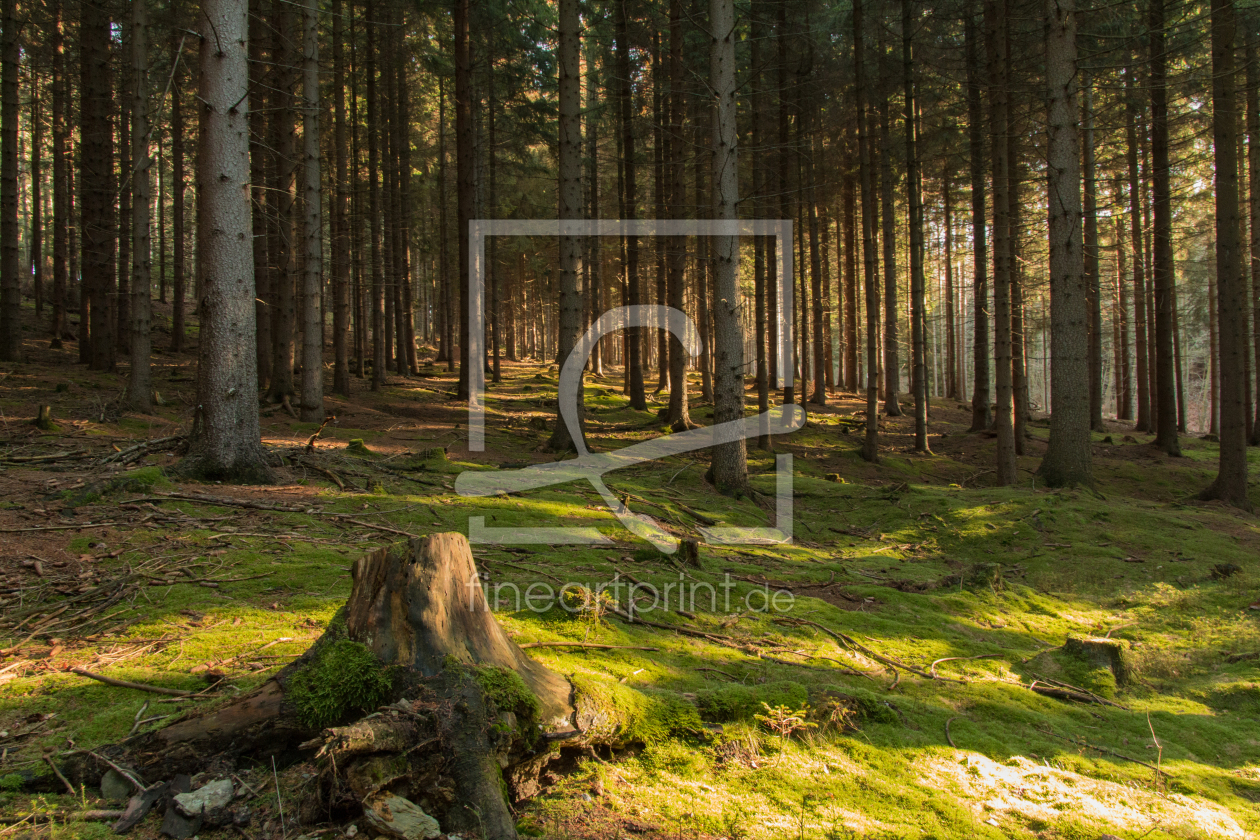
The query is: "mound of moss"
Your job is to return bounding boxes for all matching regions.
[287,638,394,729]
[695,681,808,723]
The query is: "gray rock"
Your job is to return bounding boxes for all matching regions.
[160,805,201,840]
[100,769,133,803]
[173,778,235,818]
[362,795,442,840]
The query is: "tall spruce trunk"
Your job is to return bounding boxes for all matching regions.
[182,0,271,484]
[1038,0,1093,487]
[268,1,297,402]
[367,1,385,391]
[80,0,117,371]
[1115,211,1132,419]
[29,79,41,319]
[987,0,1017,485]
[878,97,900,417]
[171,57,187,355]
[1247,22,1260,445]
[1082,78,1104,432]
[966,11,990,432]
[903,0,928,452]
[454,0,473,398]
[126,0,153,411]
[855,0,880,463]
[1126,67,1151,432]
[1149,0,1180,455]
[50,1,68,347]
[807,107,826,407]
[1202,0,1253,508]
[615,0,646,410]
[943,165,956,400]
[843,156,858,392]
[548,0,586,452]
[248,2,270,379]
[331,0,350,396]
[667,0,694,432]
[299,0,324,422]
[707,0,748,493]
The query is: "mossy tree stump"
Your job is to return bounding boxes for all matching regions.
[70,534,581,840]
[1062,635,1131,687]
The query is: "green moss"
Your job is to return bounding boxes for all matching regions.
[0,774,22,792]
[287,638,394,729]
[572,674,701,744]
[474,665,541,721]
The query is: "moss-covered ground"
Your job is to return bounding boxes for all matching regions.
[1,332,1259,839]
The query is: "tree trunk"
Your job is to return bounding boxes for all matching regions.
[615,0,646,410]
[367,1,386,391]
[126,0,153,412]
[438,75,451,369]
[248,2,270,379]
[667,0,695,432]
[856,0,880,463]
[843,155,858,393]
[965,11,990,432]
[50,0,68,348]
[807,109,826,407]
[1082,78,1103,432]
[1149,0,1180,455]
[299,0,324,422]
[29,76,41,320]
[878,98,900,417]
[268,0,297,402]
[1126,66,1151,433]
[171,53,187,355]
[903,0,928,452]
[1202,0,1253,508]
[774,0,790,403]
[455,0,474,399]
[80,0,116,372]
[943,164,956,400]
[1114,211,1131,419]
[1010,126,1028,456]
[331,0,350,396]
[548,0,587,452]
[1038,0,1092,487]
[117,20,132,359]
[707,0,747,494]
[1247,20,1260,445]
[182,0,271,484]
[988,0,1017,485]
[585,42,602,377]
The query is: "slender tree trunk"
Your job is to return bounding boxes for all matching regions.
[50,0,67,347]
[586,42,602,377]
[437,75,451,369]
[1202,0,1252,508]
[1082,77,1104,432]
[171,57,187,355]
[1010,127,1028,455]
[988,0,1016,484]
[843,154,858,392]
[667,0,694,432]
[944,164,956,400]
[117,21,132,358]
[615,0,646,410]
[1244,19,1254,443]
[878,98,900,417]
[455,0,473,398]
[707,0,747,492]
[548,0,587,452]
[1126,67,1151,432]
[268,1,297,402]
[1115,209,1132,419]
[126,0,152,411]
[903,0,928,451]
[29,77,41,320]
[856,0,880,463]
[775,0,790,403]
[248,2,270,380]
[651,30,667,395]
[808,108,826,407]
[80,0,117,371]
[1039,0,1092,486]
[331,0,350,396]
[183,0,271,484]
[1149,0,1180,454]
[366,0,386,391]
[298,0,323,421]
[966,11,990,432]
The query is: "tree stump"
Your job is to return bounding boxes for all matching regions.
[1062,636,1131,687]
[67,534,580,840]
[33,405,56,431]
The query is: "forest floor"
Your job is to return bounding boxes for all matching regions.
[1,309,1260,839]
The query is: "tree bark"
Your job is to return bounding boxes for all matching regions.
[1126,66,1151,433]
[50,0,68,348]
[987,0,1016,485]
[299,0,324,422]
[943,164,956,400]
[171,50,187,355]
[965,11,990,432]
[331,0,351,396]
[878,97,900,417]
[667,0,695,432]
[903,0,928,452]
[1082,78,1103,432]
[248,3,269,378]
[856,0,880,463]
[1038,0,1092,487]
[79,0,117,371]
[268,0,297,402]
[548,0,587,452]
[182,0,272,484]
[367,1,386,391]
[1114,209,1131,419]
[1149,0,1180,455]
[1202,0,1253,508]
[1247,20,1260,445]
[615,0,646,410]
[28,76,41,320]
[707,0,747,494]
[126,0,153,412]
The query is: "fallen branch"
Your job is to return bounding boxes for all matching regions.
[0,522,118,534]
[775,617,959,683]
[929,653,1004,679]
[70,667,191,697]
[944,716,959,749]
[518,642,660,651]
[0,810,124,825]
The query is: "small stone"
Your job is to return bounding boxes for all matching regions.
[345,825,359,838]
[100,769,133,803]
[363,794,442,840]
[173,778,234,819]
